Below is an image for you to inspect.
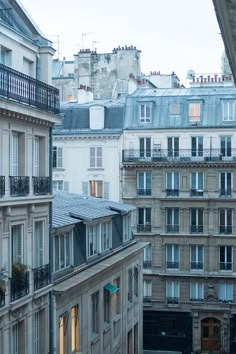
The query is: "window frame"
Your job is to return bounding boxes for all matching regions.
[166,244,179,270]
[166,172,179,196]
[89,146,102,168]
[222,100,236,121]
[166,208,179,232]
[137,171,152,196]
[190,282,204,301]
[188,102,201,122]
[190,245,204,270]
[166,280,180,304]
[54,231,73,272]
[219,246,232,271]
[218,283,233,302]
[52,146,63,169]
[139,103,152,123]
[91,292,99,333]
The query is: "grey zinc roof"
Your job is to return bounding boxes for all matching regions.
[52,192,135,228]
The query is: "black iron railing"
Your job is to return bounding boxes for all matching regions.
[220,262,232,271]
[33,264,50,291]
[33,177,50,195]
[190,298,204,302]
[10,271,29,301]
[9,176,29,196]
[137,224,151,232]
[122,149,236,163]
[219,225,232,234]
[190,189,204,197]
[0,176,5,195]
[191,261,203,270]
[137,188,151,196]
[0,63,59,114]
[166,224,179,233]
[166,261,179,269]
[190,225,204,233]
[166,297,179,304]
[0,289,5,307]
[143,260,152,268]
[220,188,232,196]
[166,189,179,197]
[143,296,152,304]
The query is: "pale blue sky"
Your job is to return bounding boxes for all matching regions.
[19,0,224,84]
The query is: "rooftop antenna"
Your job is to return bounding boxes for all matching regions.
[48,34,61,60]
[81,32,93,49]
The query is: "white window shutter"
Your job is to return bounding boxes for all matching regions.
[82,182,88,195]
[104,181,109,200]
[12,133,19,176]
[57,147,63,168]
[64,181,69,192]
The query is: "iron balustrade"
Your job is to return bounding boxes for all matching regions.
[0,63,59,114]
[220,188,232,196]
[166,297,179,304]
[143,296,152,304]
[137,188,151,196]
[0,176,5,195]
[166,224,179,233]
[220,262,232,271]
[122,149,236,162]
[190,225,204,233]
[137,224,151,232]
[143,260,152,268]
[33,264,50,291]
[33,177,50,195]
[9,176,29,196]
[190,262,203,270]
[166,261,179,269]
[219,225,232,234]
[0,290,5,307]
[166,189,179,197]
[190,189,203,197]
[10,271,29,301]
[190,298,204,302]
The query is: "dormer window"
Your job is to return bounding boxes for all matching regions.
[222,100,236,121]
[140,103,151,123]
[189,102,201,122]
[89,105,105,129]
[87,221,112,258]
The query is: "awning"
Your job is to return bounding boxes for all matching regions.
[104,283,119,294]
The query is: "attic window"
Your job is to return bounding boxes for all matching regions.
[222,100,235,121]
[139,103,151,123]
[189,102,201,122]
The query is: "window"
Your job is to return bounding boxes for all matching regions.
[53,146,63,168]
[137,171,152,196]
[71,306,79,353]
[190,208,204,233]
[220,136,231,157]
[222,100,236,121]
[190,245,203,270]
[138,207,151,232]
[101,221,111,252]
[218,283,233,302]
[12,132,19,176]
[12,224,23,265]
[13,321,25,354]
[143,279,152,303]
[190,282,204,301]
[23,57,33,77]
[89,180,103,198]
[134,323,138,354]
[220,172,232,196]
[34,137,45,176]
[166,172,179,196]
[34,312,40,354]
[54,232,72,272]
[191,172,203,196]
[59,313,69,354]
[220,246,232,271]
[166,244,179,269]
[128,268,133,302]
[128,329,132,354]
[219,208,232,234]
[0,45,11,66]
[53,180,64,191]
[113,277,120,315]
[87,225,98,257]
[34,137,40,176]
[144,244,152,268]
[166,208,179,232]
[34,310,45,354]
[169,103,181,115]
[104,289,110,323]
[90,146,102,168]
[139,137,151,158]
[34,221,44,268]
[167,137,179,158]
[91,292,99,333]
[189,102,201,121]
[166,281,179,304]
[191,136,203,157]
[140,103,151,123]
[134,266,139,297]
[123,213,131,242]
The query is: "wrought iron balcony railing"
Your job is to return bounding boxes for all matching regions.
[166,189,179,197]
[191,261,203,270]
[220,188,232,196]
[0,176,5,196]
[190,189,204,197]
[137,188,151,196]
[9,176,29,196]
[219,225,232,234]
[220,262,232,271]
[166,297,179,304]
[33,264,50,291]
[143,260,152,268]
[0,289,5,307]
[190,225,204,233]
[143,296,152,304]
[10,271,29,302]
[33,177,50,195]
[0,63,59,114]
[166,224,179,233]
[122,149,236,163]
[166,261,179,269]
[137,224,151,232]
[190,298,204,302]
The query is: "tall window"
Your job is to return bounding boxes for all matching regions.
[139,137,151,158]
[222,100,236,121]
[166,208,179,232]
[190,208,204,233]
[104,289,110,323]
[138,207,151,232]
[34,221,44,268]
[166,172,179,196]
[89,180,103,198]
[90,146,102,168]
[140,103,151,123]
[143,279,152,303]
[91,292,99,333]
[166,245,179,269]
[128,329,132,354]
[12,132,19,176]
[52,146,63,168]
[190,282,204,301]
[71,306,79,353]
[137,171,152,196]
[34,137,40,176]
[123,213,131,242]
[218,283,233,302]
[87,225,98,257]
[12,224,23,265]
[189,102,201,121]
[113,277,120,315]
[191,172,203,196]
[190,245,203,270]
[219,208,232,234]
[220,136,231,157]
[220,172,232,196]
[191,136,203,157]
[53,180,64,191]
[34,312,40,354]
[166,281,179,304]
[54,232,72,272]
[219,246,232,271]
[12,321,25,354]
[128,268,133,302]
[101,221,111,252]
[59,313,69,354]
[0,45,11,66]
[167,137,179,158]
[144,244,152,268]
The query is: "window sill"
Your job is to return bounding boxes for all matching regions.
[53,168,65,171]
[88,168,104,171]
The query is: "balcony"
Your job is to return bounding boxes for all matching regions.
[122,148,236,163]
[0,176,5,196]
[166,224,179,233]
[0,63,59,114]
[219,225,232,234]
[220,188,232,196]
[166,297,179,304]
[191,261,203,270]
[190,225,204,233]
[220,262,232,271]
[137,188,151,196]
[166,189,179,197]
[0,289,5,307]
[10,271,29,301]
[9,176,29,196]
[33,177,50,195]
[166,261,179,269]
[143,296,152,304]
[137,224,151,232]
[143,260,152,268]
[33,264,50,291]
[190,189,203,197]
